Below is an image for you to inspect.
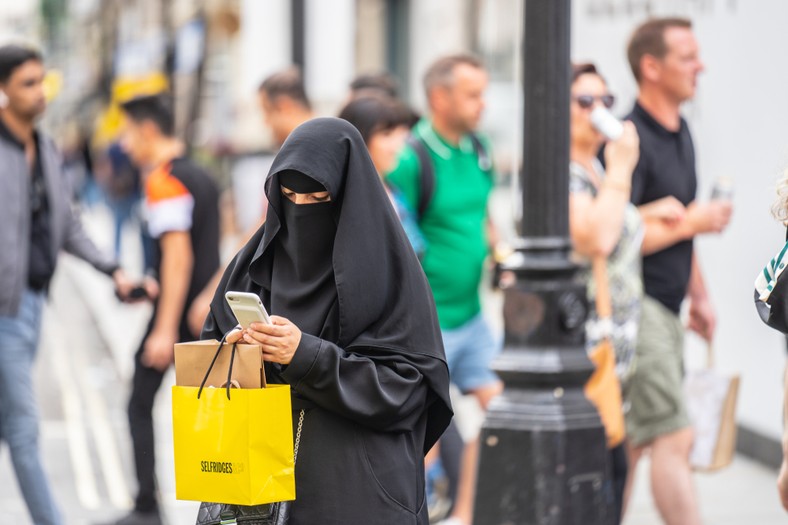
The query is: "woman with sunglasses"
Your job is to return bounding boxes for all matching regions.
[568,63,641,524]
[570,63,688,523]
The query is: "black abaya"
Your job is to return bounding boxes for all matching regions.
[202,118,452,525]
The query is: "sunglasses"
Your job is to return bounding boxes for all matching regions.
[573,94,615,110]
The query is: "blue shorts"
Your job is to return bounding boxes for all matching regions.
[441,314,502,394]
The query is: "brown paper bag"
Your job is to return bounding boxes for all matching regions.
[685,345,740,472]
[174,340,266,388]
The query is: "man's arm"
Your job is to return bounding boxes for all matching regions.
[686,251,715,342]
[61,195,136,296]
[641,199,733,255]
[779,366,788,510]
[143,231,193,370]
[187,216,265,336]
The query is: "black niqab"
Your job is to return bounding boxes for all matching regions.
[204,117,452,452]
[272,170,338,338]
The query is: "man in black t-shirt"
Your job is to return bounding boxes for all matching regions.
[621,18,732,525]
[105,95,220,525]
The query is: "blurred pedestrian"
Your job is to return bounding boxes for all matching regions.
[202,118,453,524]
[258,66,314,148]
[348,72,399,99]
[338,93,425,257]
[104,94,220,525]
[619,18,732,525]
[95,142,143,260]
[754,176,788,510]
[569,62,646,523]
[386,54,499,525]
[0,44,132,525]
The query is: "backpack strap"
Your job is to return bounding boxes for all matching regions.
[469,133,492,172]
[407,132,491,222]
[406,134,435,222]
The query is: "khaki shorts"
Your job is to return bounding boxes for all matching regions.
[623,295,690,447]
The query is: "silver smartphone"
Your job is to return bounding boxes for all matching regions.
[224,291,271,329]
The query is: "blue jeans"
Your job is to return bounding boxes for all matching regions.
[0,289,62,525]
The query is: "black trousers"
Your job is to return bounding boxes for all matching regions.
[127,338,168,513]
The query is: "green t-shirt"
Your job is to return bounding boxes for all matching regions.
[386,119,493,329]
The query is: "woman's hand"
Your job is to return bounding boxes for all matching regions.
[226,327,244,344]
[242,316,302,365]
[603,121,640,178]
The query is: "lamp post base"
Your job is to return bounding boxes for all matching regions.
[473,245,612,525]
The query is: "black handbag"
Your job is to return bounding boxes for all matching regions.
[195,500,290,525]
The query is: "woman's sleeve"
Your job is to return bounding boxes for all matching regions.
[280,334,431,433]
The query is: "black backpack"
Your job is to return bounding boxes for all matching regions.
[406,133,492,221]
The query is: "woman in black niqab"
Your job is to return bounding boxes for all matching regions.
[202,118,452,524]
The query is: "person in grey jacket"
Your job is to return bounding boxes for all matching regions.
[0,44,132,525]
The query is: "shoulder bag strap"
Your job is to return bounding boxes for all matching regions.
[592,256,612,323]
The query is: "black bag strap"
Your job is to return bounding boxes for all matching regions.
[469,132,492,172]
[406,134,434,222]
[197,331,238,400]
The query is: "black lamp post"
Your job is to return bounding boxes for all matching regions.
[291,0,306,71]
[473,1,611,523]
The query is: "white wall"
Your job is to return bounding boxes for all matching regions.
[572,0,788,441]
[408,0,473,111]
[233,0,291,150]
[305,0,356,114]
[0,1,39,45]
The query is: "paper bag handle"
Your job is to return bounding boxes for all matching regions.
[197,330,238,400]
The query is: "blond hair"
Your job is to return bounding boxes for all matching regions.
[773,171,788,224]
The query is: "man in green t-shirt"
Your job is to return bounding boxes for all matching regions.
[386,54,501,525]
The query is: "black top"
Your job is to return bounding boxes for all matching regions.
[202,118,453,523]
[0,118,55,290]
[627,102,697,314]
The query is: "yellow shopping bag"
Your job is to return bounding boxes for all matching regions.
[171,383,296,505]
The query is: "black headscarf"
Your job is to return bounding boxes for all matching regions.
[205,118,452,451]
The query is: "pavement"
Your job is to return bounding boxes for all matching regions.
[0,201,786,524]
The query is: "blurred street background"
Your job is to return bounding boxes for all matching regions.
[3,0,788,523]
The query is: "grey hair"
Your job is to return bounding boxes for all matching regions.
[423,54,485,100]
